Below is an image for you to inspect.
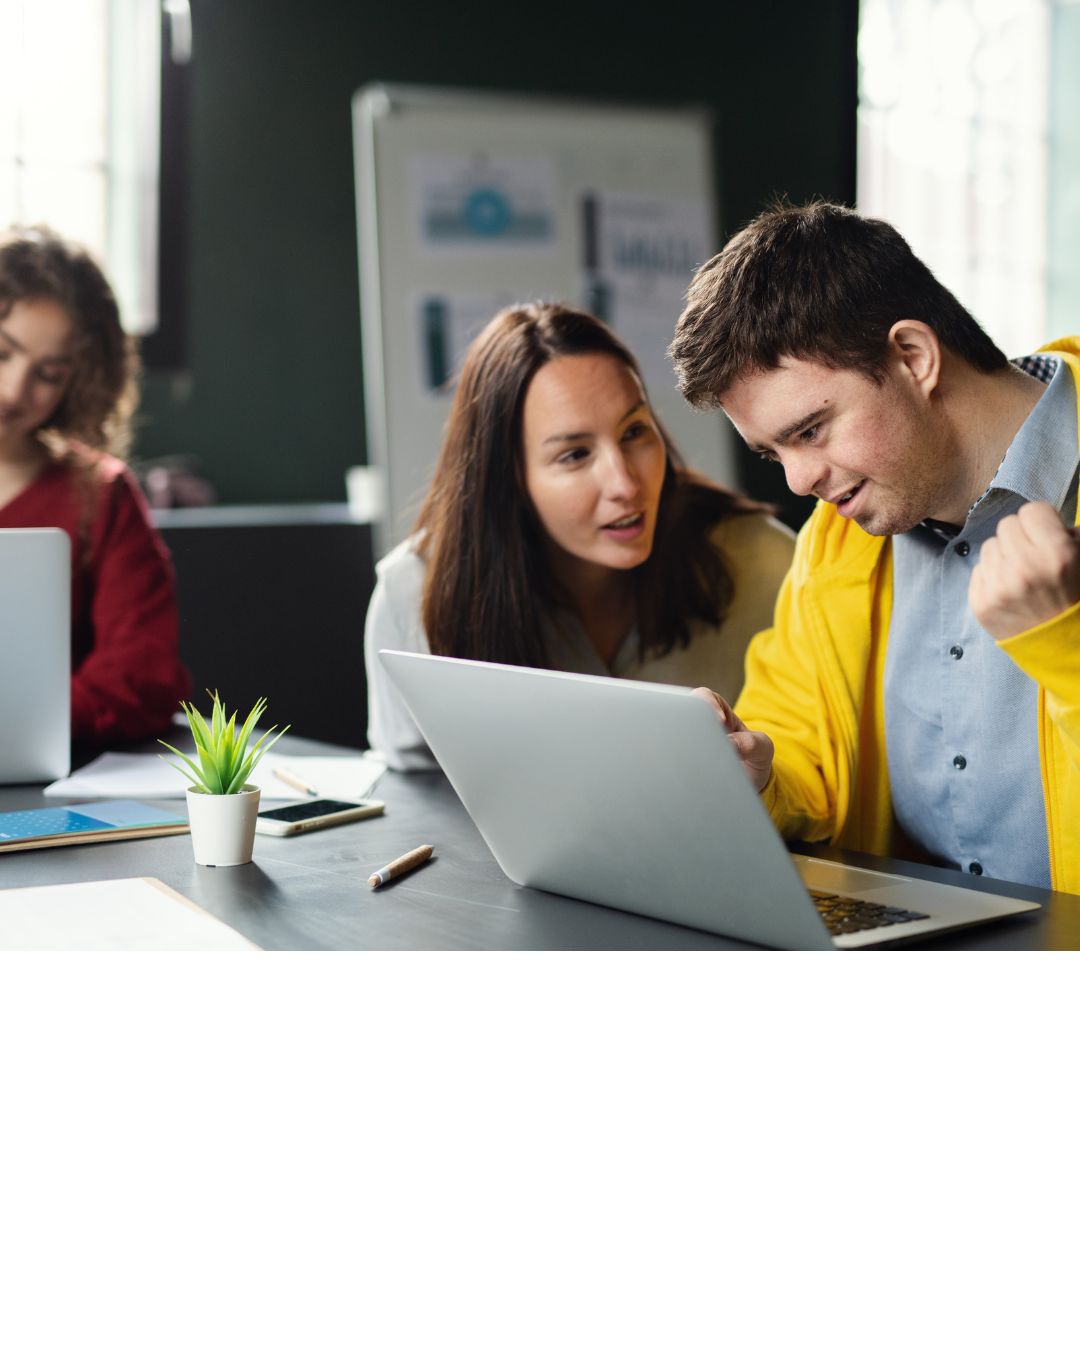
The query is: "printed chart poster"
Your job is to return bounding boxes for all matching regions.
[412,153,558,254]
[580,191,712,393]
[414,291,519,395]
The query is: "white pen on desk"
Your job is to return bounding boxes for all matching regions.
[273,767,319,796]
[368,844,434,889]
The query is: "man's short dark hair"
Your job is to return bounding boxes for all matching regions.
[669,201,1009,407]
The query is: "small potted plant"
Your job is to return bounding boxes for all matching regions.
[160,693,287,866]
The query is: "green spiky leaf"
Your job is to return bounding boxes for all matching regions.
[158,692,290,795]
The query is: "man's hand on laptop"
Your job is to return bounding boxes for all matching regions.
[692,689,774,793]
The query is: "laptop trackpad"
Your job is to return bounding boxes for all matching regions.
[795,855,941,905]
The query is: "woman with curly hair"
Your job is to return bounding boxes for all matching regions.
[0,226,188,747]
[364,301,794,769]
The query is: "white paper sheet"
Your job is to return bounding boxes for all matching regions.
[45,751,386,802]
[0,877,258,951]
[579,190,712,393]
[265,755,387,802]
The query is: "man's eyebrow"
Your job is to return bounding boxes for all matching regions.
[541,400,646,447]
[771,405,830,446]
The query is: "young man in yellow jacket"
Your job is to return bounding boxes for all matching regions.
[670,202,1080,895]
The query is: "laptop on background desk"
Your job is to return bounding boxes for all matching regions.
[379,650,1041,950]
[0,528,70,784]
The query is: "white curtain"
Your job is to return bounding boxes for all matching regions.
[0,0,162,335]
[857,0,1050,357]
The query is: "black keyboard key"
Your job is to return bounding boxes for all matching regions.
[812,891,931,936]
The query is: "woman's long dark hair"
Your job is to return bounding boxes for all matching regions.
[416,301,768,667]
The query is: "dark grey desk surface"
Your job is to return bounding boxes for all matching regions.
[0,737,1074,950]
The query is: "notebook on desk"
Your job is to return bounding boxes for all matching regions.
[0,877,257,951]
[0,527,70,784]
[0,800,188,853]
[379,650,1042,950]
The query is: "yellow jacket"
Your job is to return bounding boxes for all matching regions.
[734,337,1080,893]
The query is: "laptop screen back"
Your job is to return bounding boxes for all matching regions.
[0,528,70,783]
[379,649,834,949]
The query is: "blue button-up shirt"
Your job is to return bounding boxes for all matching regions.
[884,355,1078,886]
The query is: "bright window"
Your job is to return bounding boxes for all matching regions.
[857,0,1052,357]
[0,0,163,335]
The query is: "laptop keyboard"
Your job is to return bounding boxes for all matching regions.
[809,890,931,936]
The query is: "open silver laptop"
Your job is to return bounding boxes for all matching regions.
[0,529,70,783]
[380,650,1041,949]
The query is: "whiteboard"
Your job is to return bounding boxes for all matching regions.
[352,83,735,556]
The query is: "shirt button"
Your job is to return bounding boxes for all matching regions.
[955,541,971,557]
[949,644,964,660]
[969,861,983,876]
[953,754,967,770]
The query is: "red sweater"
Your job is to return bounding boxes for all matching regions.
[0,446,189,745]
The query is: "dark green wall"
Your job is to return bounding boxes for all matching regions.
[137,0,857,515]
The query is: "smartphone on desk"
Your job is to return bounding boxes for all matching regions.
[255,798,385,837]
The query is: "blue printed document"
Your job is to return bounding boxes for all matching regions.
[0,800,188,853]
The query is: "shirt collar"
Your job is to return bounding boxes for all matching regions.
[969,354,1077,520]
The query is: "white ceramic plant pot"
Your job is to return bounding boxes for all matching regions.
[186,784,261,866]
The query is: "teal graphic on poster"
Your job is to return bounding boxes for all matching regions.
[416,153,557,248]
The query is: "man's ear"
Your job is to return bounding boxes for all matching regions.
[886,320,941,399]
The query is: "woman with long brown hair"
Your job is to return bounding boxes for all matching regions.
[365,301,793,769]
[0,225,188,747]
